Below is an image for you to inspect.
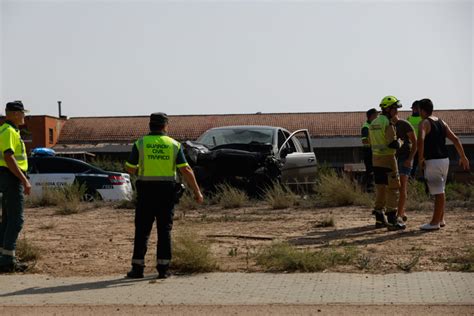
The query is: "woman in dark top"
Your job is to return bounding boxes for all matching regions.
[417,99,470,230]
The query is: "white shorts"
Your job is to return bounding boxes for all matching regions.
[424,158,449,195]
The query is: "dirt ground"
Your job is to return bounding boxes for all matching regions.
[19,202,474,276]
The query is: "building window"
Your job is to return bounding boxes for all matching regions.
[49,128,54,144]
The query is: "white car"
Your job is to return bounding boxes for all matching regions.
[28,156,132,201]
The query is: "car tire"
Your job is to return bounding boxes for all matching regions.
[83,191,102,202]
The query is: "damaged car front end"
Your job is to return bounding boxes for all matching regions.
[183,126,317,194]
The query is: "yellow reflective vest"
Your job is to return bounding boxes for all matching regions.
[369,115,396,156]
[361,121,371,147]
[135,135,184,181]
[0,122,28,172]
[407,115,422,137]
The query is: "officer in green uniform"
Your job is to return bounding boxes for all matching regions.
[369,96,405,231]
[125,112,203,279]
[407,100,422,177]
[361,108,379,192]
[0,101,31,272]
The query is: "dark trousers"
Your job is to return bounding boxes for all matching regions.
[0,169,25,253]
[132,181,175,267]
[363,147,374,191]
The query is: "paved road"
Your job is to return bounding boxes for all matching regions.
[0,272,473,306]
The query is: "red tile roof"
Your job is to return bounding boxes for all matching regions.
[57,110,474,144]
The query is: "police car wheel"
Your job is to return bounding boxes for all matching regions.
[83,192,101,202]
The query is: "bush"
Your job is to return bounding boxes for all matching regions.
[313,172,372,207]
[214,183,249,209]
[177,190,200,211]
[264,182,298,209]
[26,183,87,214]
[406,179,431,211]
[445,182,474,201]
[16,237,41,262]
[172,232,218,273]
[255,242,358,272]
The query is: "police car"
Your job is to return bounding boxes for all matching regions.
[28,149,132,201]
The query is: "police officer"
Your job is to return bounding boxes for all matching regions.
[0,101,31,272]
[369,96,405,231]
[125,112,203,279]
[361,108,379,192]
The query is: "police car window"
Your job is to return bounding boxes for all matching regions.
[35,158,90,174]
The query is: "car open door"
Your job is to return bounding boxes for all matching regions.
[278,129,317,185]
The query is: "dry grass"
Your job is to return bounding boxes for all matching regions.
[255,242,358,272]
[16,237,41,262]
[214,183,249,209]
[25,183,87,215]
[172,232,219,273]
[443,247,474,272]
[406,179,431,211]
[264,182,298,209]
[313,172,372,207]
[177,190,201,211]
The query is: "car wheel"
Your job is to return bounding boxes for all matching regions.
[83,192,101,202]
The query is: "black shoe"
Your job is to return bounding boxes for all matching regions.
[157,264,170,279]
[372,209,387,228]
[157,271,171,279]
[0,261,28,273]
[386,212,406,231]
[126,265,144,278]
[402,215,408,222]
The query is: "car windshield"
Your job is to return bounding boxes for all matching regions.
[197,128,274,149]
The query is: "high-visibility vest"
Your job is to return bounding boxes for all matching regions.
[361,121,371,147]
[407,115,422,136]
[135,135,181,181]
[369,115,396,156]
[0,123,28,172]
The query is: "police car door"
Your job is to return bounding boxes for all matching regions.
[28,157,75,196]
[278,129,317,185]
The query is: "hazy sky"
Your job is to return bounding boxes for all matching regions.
[1,0,473,117]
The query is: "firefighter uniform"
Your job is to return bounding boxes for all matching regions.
[369,96,405,230]
[126,113,189,279]
[0,102,29,271]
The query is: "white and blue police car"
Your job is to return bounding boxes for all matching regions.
[28,148,132,201]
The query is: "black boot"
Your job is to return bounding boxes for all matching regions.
[372,209,386,228]
[157,264,170,279]
[126,264,144,278]
[386,211,406,231]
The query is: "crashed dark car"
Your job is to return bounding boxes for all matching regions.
[183,126,317,193]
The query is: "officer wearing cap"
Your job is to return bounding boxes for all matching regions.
[368,96,405,231]
[125,112,203,279]
[361,108,379,192]
[0,101,31,272]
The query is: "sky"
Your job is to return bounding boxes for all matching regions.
[0,0,473,117]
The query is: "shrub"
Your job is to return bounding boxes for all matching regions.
[172,232,218,273]
[264,182,298,209]
[16,237,41,262]
[255,242,358,272]
[177,190,200,211]
[214,183,249,209]
[313,172,372,207]
[406,179,431,211]
[54,183,87,215]
[445,182,474,201]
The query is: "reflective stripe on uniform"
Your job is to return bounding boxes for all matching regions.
[157,259,170,265]
[125,161,138,169]
[3,249,15,257]
[132,259,145,265]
